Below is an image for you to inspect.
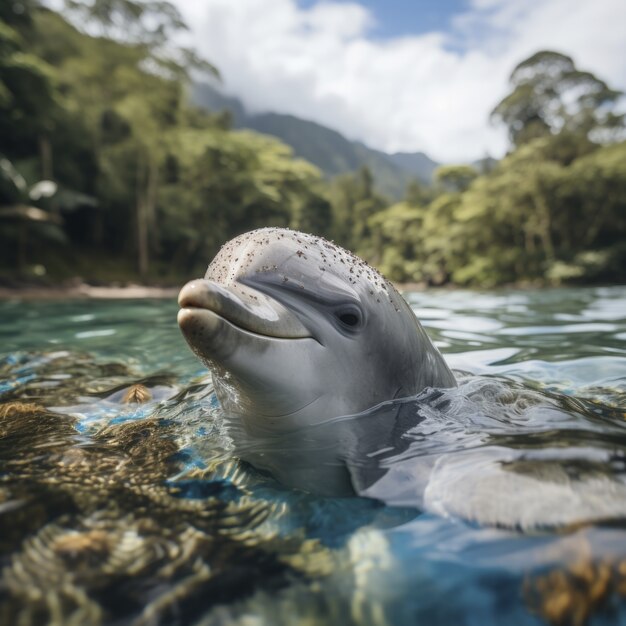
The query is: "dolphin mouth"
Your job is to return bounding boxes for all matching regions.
[178,278,311,340]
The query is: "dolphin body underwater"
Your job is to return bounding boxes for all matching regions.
[178,228,455,493]
[179,228,626,527]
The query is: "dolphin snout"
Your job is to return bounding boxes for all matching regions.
[178,279,227,310]
[177,278,310,339]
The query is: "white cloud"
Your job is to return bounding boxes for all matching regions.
[173,0,626,162]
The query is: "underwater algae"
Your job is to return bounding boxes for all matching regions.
[1,368,625,626]
[525,553,626,626]
[0,366,339,626]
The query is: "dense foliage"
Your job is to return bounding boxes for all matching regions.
[0,0,331,281]
[366,135,626,286]
[0,2,624,286]
[357,52,626,286]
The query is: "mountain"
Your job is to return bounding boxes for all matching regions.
[388,151,440,183]
[248,112,363,177]
[192,82,440,199]
[193,83,247,126]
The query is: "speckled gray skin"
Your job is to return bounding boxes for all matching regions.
[178,228,455,495]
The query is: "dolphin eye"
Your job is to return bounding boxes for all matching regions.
[334,307,363,330]
[339,312,359,326]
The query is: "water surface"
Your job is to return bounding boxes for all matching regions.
[0,287,625,625]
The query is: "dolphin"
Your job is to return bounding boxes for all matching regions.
[178,232,626,528]
[178,227,456,496]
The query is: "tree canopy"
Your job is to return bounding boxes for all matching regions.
[0,14,624,290]
[491,50,624,147]
[0,1,332,281]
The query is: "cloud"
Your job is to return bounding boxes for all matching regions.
[174,0,626,162]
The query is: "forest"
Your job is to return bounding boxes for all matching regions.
[1,0,625,288]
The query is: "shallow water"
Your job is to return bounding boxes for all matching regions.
[0,287,625,625]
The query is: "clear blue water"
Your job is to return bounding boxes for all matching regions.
[0,287,625,625]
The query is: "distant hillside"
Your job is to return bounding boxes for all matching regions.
[249,113,362,177]
[193,83,247,126]
[388,151,440,182]
[192,83,440,199]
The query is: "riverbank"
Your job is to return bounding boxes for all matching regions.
[0,284,180,300]
[0,281,440,300]
[0,280,615,300]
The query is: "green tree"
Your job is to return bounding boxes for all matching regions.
[434,165,478,194]
[491,51,624,147]
[0,5,58,173]
[545,141,626,283]
[404,178,433,206]
[447,137,626,285]
[31,4,218,277]
[329,166,387,252]
[63,0,186,44]
[156,128,329,274]
[367,202,424,283]
[0,154,97,272]
[0,2,342,283]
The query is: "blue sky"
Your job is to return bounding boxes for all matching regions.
[297,0,469,38]
[177,0,626,162]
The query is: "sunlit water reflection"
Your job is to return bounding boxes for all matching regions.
[0,287,625,625]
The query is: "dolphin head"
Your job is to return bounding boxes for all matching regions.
[179,227,455,425]
[178,228,455,492]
